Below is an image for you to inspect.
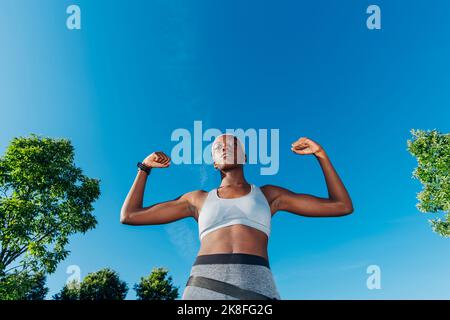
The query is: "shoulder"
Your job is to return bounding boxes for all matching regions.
[260,184,293,214]
[260,184,290,199]
[182,189,208,197]
[180,189,208,203]
[180,190,209,221]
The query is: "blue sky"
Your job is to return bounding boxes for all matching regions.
[1,0,450,299]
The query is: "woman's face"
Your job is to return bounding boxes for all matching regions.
[212,135,246,167]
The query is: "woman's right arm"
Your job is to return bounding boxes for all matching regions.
[120,151,197,225]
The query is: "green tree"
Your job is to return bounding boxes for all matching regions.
[79,268,128,300]
[0,271,48,300]
[134,267,179,300]
[0,134,100,299]
[23,271,49,300]
[407,129,450,237]
[53,279,80,300]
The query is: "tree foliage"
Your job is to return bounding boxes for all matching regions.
[0,134,100,298]
[53,268,128,300]
[0,271,48,300]
[134,267,179,300]
[78,268,128,300]
[53,279,80,300]
[407,129,450,237]
[22,271,49,300]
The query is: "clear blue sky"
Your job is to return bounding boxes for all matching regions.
[1,0,450,299]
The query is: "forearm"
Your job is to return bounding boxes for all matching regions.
[121,169,150,218]
[315,151,353,209]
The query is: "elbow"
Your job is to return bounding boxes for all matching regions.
[120,215,128,225]
[336,202,354,216]
[120,216,128,225]
[341,204,354,216]
[344,206,354,215]
[120,210,132,225]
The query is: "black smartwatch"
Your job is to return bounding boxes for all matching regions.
[137,162,152,174]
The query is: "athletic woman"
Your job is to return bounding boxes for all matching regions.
[120,135,354,300]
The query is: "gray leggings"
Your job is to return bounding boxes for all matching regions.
[182,253,281,300]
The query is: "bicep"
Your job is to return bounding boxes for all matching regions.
[269,186,352,217]
[121,195,194,225]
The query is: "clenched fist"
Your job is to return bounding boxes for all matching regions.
[291,137,324,156]
[143,151,171,168]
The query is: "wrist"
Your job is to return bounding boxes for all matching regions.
[314,149,327,159]
[137,161,152,174]
[137,169,150,177]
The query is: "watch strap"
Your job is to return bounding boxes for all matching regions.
[137,162,151,174]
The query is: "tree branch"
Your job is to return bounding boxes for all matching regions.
[2,226,58,269]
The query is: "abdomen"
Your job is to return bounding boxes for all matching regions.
[197,224,269,260]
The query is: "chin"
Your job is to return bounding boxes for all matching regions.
[217,163,243,171]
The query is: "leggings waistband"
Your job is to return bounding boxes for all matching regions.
[194,253,270,269]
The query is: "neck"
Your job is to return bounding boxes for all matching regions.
[219,166,248,188]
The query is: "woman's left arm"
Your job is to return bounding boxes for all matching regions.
[262,137,354,217]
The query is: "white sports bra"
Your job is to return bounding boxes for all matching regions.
[198,184,272,240]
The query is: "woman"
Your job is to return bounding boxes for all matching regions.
[120,134,354,300]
